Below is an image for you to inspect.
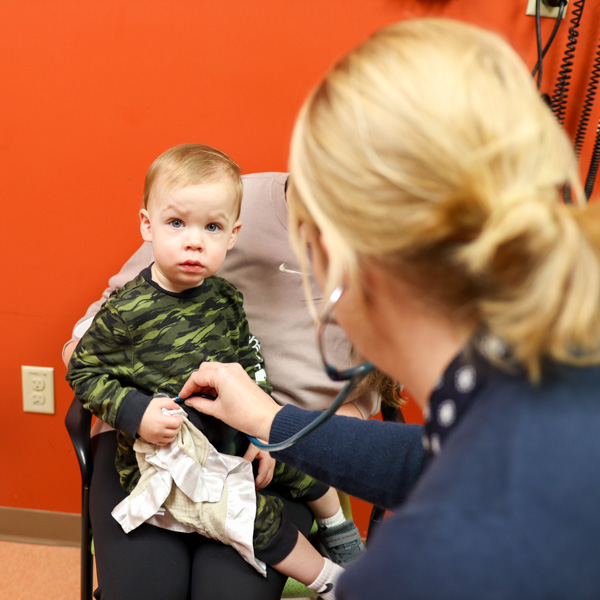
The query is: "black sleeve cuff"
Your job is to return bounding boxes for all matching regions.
[115,389,153,438]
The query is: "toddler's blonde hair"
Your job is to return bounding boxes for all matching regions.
[144,143,243,218]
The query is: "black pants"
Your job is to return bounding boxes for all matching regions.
[90,431,314,600]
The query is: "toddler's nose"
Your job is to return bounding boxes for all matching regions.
[186,230,204,250]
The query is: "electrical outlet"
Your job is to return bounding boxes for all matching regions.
[22,366,55,414]
[526,0,568,18]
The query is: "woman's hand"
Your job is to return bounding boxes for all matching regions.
[178,362,282,441]
[244,443,275,489]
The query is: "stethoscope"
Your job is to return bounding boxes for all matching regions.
[175,286,374,450]
[247,286,374,451]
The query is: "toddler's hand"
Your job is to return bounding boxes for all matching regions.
[138,396,183,445]
[244,443,275,489]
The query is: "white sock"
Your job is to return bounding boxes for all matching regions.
[316,507,345,529]
[307,557,344,600]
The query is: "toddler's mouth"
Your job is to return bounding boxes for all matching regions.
[180,261,204,272]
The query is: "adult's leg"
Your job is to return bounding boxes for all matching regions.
[190,491,314,600]
[90,432,192,600]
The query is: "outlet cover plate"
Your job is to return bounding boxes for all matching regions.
[22,365,55,414]
[526,0,568,18]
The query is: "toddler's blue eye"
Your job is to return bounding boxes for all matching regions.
[170,219,184,228]
[206,223,221,232]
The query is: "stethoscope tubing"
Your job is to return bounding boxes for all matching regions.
[247,362,373,451]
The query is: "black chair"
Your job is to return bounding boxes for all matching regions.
[65,397,401,600]
[366,402,400,542]
[65,397,94,600]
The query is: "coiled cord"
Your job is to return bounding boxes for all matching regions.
[551,0,586,125]
[532,0,568,90]
[573,42,600,159]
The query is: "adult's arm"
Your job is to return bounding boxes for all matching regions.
[270,405,426,509]
[62,242,154,366]
[181,362,427,510]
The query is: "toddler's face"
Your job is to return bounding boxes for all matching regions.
[140,178,241,293]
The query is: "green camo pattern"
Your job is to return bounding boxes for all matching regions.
[254,461,321,550]
[67,271,272,491]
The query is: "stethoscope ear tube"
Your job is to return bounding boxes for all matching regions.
[247,362,374,452]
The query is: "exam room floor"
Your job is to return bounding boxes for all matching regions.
[0,540,313,599]
[0,540,84,599]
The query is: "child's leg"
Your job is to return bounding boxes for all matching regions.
[308,486,346,525]
[271,531,343,600]
[268,462,366,568]
[308,488,366,569]
[254,492,343,600]
[268,461,343,525]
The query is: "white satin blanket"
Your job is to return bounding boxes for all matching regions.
[112,408,266,575]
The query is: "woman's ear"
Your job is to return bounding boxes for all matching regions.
[317,231,331,274]
[227,220,242,251]
[140,209,152,242]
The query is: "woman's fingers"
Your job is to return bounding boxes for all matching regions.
[178,361,225,401]
[179,362,283,440]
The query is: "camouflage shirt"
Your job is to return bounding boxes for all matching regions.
[67,267,272,492]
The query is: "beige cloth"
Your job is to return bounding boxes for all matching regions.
[111,409,266,575]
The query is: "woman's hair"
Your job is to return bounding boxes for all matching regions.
[143,143,243,218]
[289,18,600,379]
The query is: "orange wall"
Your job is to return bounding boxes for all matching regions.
[1,1,598,528]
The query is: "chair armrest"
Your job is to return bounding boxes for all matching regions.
[65,397,93,486]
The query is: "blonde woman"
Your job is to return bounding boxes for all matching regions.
[180,18,600,599]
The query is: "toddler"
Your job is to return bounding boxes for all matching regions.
[67,143,365,599]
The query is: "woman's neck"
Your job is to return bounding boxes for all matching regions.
[365,265,477,410]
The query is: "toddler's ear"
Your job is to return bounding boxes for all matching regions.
[140,209,152,242]
[227,220,242,251]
